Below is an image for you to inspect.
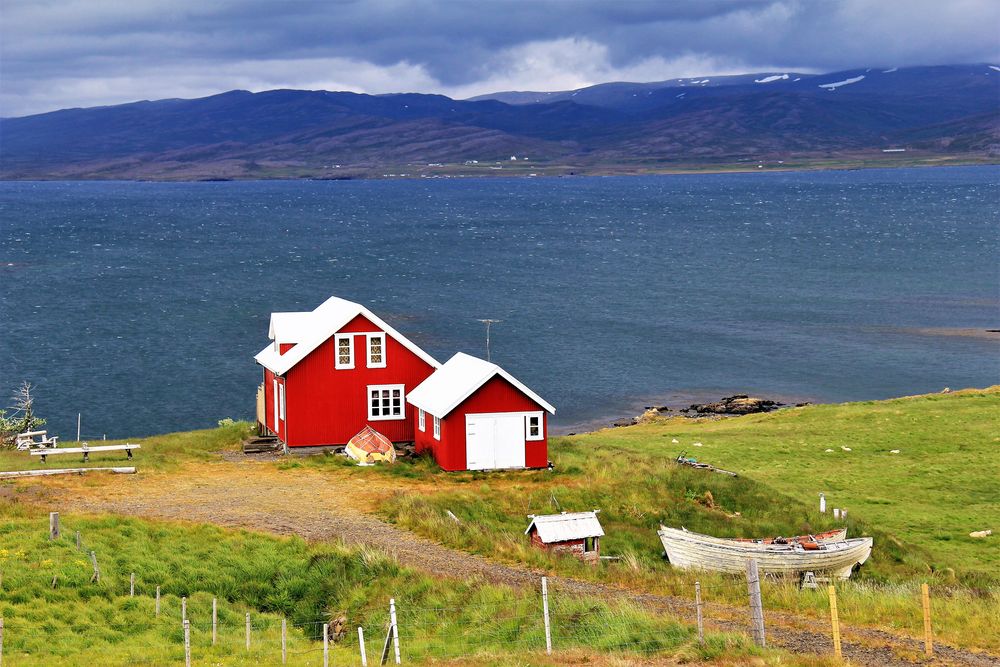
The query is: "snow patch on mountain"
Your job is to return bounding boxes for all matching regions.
[819,75,865,90]
[754,74,789,83]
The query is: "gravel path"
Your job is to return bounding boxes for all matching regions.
[49,461,998,667]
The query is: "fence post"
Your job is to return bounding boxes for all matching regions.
[921,583,933,656]
[1,617,4,667]
[541,576,552,655]
[49,512,60,540]
[130,572,135,597]
[745,559,766,647]
[75,531,81,550]
[155,586,160,616]
[212,598,218,646]
[183,619,191,667]
[358,626,368,666]
[281,618,287,664]
[89,551,100,583]
[182,597,187,623]
[245,612,251,651]
[828,585,842,659]
[695,581,704,644]
[323,622,329,667]
[389,598,401,665]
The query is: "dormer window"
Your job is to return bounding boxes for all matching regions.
[367,333,386,368]
[335,334,354,369]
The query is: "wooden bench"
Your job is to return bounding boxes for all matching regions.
[30,443,140,463]
[15,430,59,450]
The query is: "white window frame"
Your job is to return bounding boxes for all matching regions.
[525,412,544,441]
[278,383,286,421]
[418,408,426,432]
[367,384,405,421]
[272,379,279,426]
[335,334,354,370]
[366,333,387,369]
[433,416,441,440]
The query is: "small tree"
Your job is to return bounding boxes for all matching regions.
[0,381,47,448]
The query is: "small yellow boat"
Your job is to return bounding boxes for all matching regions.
[345,426,396,465]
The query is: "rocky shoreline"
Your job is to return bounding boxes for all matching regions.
[609,394,805,428]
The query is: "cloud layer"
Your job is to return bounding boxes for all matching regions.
[2,0,998,116]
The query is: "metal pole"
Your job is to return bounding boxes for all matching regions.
[389,598,401,665]
[358,626,368,666]
[77,413,81,443]
[541,576,552,655]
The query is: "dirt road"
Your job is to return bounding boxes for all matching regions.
[35,460,998,667]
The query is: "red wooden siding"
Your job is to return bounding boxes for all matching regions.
[413,374,548,471]
[282,314,436,447]
[262,368,287,441]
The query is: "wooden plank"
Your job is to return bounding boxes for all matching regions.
[31,444,140,455]
[49,512,59,540]
[0,467,136,479]
[746,559,766,647]
[922,583,933,656]
[829,585,842,658]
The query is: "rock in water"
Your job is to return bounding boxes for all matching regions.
[688,395,784,415]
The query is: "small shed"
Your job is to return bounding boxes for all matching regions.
[525,511,604,564]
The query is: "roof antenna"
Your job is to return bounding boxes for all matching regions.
[476,319,501,361]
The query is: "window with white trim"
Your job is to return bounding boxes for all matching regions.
[525,412,543,441]
[433,416,441,440]
[368,384,405,420]
[335,334,354,369]
[272,379,279,426]
[418,408,425,432]
[278,384,286,420]
[367,333,386,368]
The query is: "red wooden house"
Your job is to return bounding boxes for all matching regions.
[406,352,555,471]
[254,296,440,447]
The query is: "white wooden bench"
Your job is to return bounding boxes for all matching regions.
[30,443,140,463]
[15,430,59,450]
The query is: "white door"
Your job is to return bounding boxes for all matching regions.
[465,413,526,470]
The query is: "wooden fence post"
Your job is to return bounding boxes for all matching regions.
[389,598,401,665]
[89,551,100,583]
[130,572,135,597]
[541,577,552,655]
[1,617,4,667]
[212,598,217,646]
[182,597,187,623]
[745,559,766,647]
[245,612,251,651]
[921,583,933,656]
[75,531,81,550]
[183,619,191,667]
[155,586,160,616]
[281,618,287,664]
[323,622,329,667]
[49,512,60,540]
[828,585,842,659]
[359,626,368,666]
[695,581,704,644]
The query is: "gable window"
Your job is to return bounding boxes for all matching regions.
[367,333,386,368]
[335,334,354,370]
[368,384,405,420]
[433,416,441,440]
[525,412,543,441]
[418,408,426,432]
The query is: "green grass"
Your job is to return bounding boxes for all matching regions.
[0,503,765,665]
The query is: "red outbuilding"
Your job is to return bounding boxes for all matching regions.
[406,352,555,471]
[254,296,440,447]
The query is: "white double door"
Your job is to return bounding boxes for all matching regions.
[465,412,526,470]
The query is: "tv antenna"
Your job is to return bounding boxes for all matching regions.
[476,319,502,361]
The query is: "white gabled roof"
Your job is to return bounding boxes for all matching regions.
[525,511,604,543]
[254,296,440,376]
[406,352,555,418]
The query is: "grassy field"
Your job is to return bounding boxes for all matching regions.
[0,503,769,665]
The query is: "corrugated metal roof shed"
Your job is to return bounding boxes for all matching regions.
[524,511,604,543]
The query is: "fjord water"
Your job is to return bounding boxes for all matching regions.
[1,167,997,439]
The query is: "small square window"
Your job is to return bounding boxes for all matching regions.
[525,413,543,441]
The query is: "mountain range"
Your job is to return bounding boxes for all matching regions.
[1,64,997,180]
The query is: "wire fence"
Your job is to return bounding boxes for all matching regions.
[0,513,945,665]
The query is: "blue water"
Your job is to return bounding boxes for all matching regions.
[1,167,998,439]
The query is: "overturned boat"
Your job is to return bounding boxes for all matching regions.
[345,426,396,465]
[658,526,871,579]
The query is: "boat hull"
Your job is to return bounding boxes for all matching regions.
[658,527,871,579]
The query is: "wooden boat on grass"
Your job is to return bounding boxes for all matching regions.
[727,527,847,546]
[345,426,396,465]
[658,526,871,579]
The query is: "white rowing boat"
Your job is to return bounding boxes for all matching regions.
[658,526,872,579]
[692,526,847,547]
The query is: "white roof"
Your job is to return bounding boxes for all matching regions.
[406,352,555,418]
[525,512,604,543]
[254,296,440,375]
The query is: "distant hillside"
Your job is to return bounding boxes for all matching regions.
[1,64,997,180]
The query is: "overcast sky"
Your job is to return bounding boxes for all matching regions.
[2,0,998,117]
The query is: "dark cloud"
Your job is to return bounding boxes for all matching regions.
[2,0,997,116]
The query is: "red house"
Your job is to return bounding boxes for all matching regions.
[406,352,555,471]
[254,296,440,447]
